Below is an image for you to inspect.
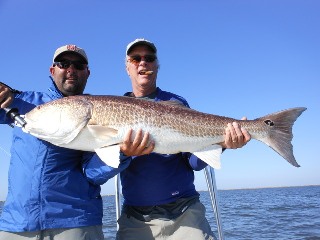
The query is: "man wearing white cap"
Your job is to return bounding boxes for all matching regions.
[0,44,152,240]
[116,39,251,240]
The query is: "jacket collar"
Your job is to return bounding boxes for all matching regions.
[47,76,65,99]
[124,87,161,100]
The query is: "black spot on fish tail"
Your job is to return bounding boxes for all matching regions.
[264,119,274,126]
[256,107,307,167]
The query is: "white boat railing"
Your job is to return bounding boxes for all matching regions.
[115,174,121,230]
[204,166,224,240]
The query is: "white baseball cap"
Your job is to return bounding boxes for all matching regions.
[53,44,88,64]
[126,38,157,55]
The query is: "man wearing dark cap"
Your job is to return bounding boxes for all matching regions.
[0,44,152,240]
[116,38,251,240]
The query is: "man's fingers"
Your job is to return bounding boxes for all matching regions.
[232,122,244,142]
[227,122,237,143]
[140,131,150,147]
[133,131,152,153]
[0,87,13,108]
[131,129,143,148]
[123,129,133,143]
[140,141,155,155]
[241,127,251,143]
[120,129,155,156]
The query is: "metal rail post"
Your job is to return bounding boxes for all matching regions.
[204,166,224,240]
[115,174,121,230]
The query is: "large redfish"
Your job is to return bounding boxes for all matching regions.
[22,95,306,168]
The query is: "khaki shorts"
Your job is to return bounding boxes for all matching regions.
[0,225,104,240]
[116,200,217,240]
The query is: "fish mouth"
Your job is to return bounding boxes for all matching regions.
[139,70,153,75]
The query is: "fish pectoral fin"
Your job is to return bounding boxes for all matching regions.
[87,125,118,139]
[95,145,121,168]
[193,145,222,169]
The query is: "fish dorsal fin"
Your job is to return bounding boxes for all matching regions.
[95,144,121,168]
[136,97,188,108]
[157,100,188,108]
[193,145,222,169]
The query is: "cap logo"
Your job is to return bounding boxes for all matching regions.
[53,44,88,64]
[67,45,80,52]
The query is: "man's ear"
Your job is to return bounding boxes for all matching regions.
[49,66,55,76]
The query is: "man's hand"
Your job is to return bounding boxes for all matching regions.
[220,117,251,149]
[0,83,14,108]
[120,129,155,156]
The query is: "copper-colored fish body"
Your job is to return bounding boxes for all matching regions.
[23,95,306,168]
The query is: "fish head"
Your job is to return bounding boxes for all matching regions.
[23,97,92,145]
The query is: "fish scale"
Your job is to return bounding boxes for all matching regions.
[90,96,229,137]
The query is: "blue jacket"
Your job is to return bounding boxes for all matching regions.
[0,81,126,232]
[121,88,207,206]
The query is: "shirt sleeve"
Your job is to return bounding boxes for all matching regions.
[182,152,208,171]
[82,151,132,185]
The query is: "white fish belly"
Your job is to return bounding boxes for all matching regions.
[118,124,224,154]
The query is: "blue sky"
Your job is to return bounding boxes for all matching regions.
[0,0,319,200]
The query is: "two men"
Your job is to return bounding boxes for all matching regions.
[0,40,250,240]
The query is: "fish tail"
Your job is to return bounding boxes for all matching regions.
[254,107,306,167]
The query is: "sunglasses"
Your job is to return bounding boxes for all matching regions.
[53,61,87,70]
[127,55,157,65]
